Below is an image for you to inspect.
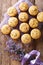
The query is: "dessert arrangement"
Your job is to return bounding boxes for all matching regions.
[0,0,43,65]
[1,3,42,41]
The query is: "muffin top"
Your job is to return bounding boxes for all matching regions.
[18,12,29,22]
[1,24,11,34]
[19,23,29,33]
[29,5,38,16]
[29,18,38,28]
[21,34,31,44]
[8,17,18,27]
[19,2,29,11]
[7,7,18,16]
[10,29,20,40]
[31,29,41,39]
[37,12,43,22]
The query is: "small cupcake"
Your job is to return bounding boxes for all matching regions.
[31,29,41,39]
[19,23,29,33]
[18,12,29,22]
[29,5,38,16]
[29,18,38,28]
[8,17,18,27]
[19,2,29,11]
[10,29,20,40]
[7,7,18,16]
[1,24,11,34]
[21,34,31,44]
[37,12,43,22]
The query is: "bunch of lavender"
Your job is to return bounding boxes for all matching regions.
[5,39,25,61]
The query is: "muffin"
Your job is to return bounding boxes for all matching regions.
[29,18,38,28]
[7,7,18,16]
[21,34,31,44]
[37,12,43,22]
[31,29,41,39]
[18,12,29,22]
[8,17,18,27]
[10,29,20,39]
[19,23,29,33]
[1,24,11,34]
[29,5,38,16]
[19,2,29,11]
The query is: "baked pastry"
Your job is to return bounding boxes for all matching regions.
[7,7,18,16]
[8,17,18,27]
[29,5,38,16]
[1,24,11,34]
[31,29,41,39]
[18,12,29,22]
[37,12,43,22]
[19,2,29,11]
[21,34,31,44]
[10,29,20,39]
[29,18,38,28]
[19,23,29,33]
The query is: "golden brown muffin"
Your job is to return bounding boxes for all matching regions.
[8,17,18,27]
[19,2,29,11]
[7,7,18,16]
[1,24,11,34]
[18,12,29,22]
[29,5,38,16]
[37,12,43,22]
[29,18,38,28]
[19,23,29,33]
[10,29,20,40]
[21,34,31,44]
[30,29,41,39]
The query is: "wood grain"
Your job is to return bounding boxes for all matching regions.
[0,0,43,65]
[35,0,43,60]
[0,0,18,65]
[35,0,43,11]
[0,0,18,23]
[30,0,35,4]
[0,0,2,22]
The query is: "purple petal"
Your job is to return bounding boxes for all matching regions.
[21,50,40,65]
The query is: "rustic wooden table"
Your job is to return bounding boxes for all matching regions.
[0,0,43,65]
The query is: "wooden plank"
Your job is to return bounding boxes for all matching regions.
[11,0,18,5]
[1,0,11,23]
[11,60,21,65]
[0,0,18,23]
[0,53,2,65]
[30,0,35,4]
[0,33,10,65]
[0,0,2,22]
[0,32,2,65]
[0,0,43,65]
[35,0,43,11]
[35,0,43,61]
[0,0,18,65]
